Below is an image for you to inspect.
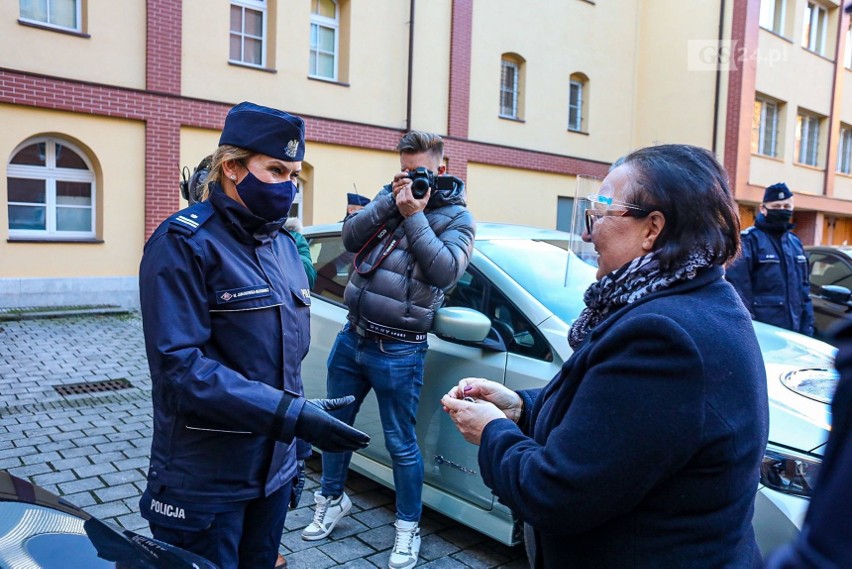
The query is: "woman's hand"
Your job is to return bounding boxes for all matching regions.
[441,377,524,446]
[441,396,505,446]
[444,377,523,423]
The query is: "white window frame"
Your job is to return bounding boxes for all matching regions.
[796,112,821,166]
[802,1,827,55]
[759,0,786,35]
[756,98,779,157]
[230,0,267,68]
[500,59,519,119]
[309,0,339,81]
[7,137,96,239]
[568,80,584,132]
[19,0,81,33]
[838,126,852,175]
[844,27,852,69]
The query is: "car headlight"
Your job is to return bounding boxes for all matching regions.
[760,444,822,498]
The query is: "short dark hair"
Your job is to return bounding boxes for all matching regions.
[615,144,740,272]
[396,131,444,164]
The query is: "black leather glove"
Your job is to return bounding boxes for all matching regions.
[294,397,371,452]
[290,460,306,509]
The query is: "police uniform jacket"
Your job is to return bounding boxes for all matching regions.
[139,184,311,506]
[341,180,475,338]
[478,266,769,568]
[725,217,814,335]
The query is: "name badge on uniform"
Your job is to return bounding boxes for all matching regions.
[216,284,272,304]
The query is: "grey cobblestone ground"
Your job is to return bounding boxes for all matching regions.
[0,314,527,568]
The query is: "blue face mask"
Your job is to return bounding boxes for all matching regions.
[235,170,296,222]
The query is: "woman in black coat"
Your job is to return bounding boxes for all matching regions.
[442,144,769,568]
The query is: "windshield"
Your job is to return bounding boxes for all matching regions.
[475,238,596,323]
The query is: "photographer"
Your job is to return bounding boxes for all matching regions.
[300,131,475,569]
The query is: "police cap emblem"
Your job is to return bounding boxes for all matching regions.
[285,139,300,159]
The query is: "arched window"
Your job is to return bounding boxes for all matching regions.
[7,138,95,239]
[310,0,339,80]
[568,72,589,133]
[500,53,525,120]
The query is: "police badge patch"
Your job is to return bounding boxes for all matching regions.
[285,139,300,158]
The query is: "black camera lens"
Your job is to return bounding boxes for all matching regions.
[411,178,430,199]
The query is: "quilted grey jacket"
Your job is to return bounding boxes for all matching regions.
[342,179,475,336]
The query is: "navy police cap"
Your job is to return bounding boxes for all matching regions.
[218,101,305,162]
[347,193,370,207]
[763,182,792,203]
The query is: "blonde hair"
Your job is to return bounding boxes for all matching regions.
[198,145,255,201]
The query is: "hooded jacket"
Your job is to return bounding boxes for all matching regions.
[342,178,475,336]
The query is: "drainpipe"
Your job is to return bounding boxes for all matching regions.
[406,0,416,132]
[712,0,726,154]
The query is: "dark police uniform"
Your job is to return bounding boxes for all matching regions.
[139,185,311,567]
[726,221,814,336]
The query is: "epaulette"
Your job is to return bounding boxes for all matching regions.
[740,226,756,235]
[167,201,214,236]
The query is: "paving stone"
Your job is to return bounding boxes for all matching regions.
[51,456,92,471]
[116,511,148,531]
[101,469,146,487]
[94,483,139,503]
[319,536,376,563]
[61,490,98,508]
[0,457,22,470]
[85,500,132,520]
[419,532,462,561]
[352,505,397,529]
[283,547,338,569]
[21,450,61,465]
[59,476,105,495]
[31,470,77,487]
[8,462,52,478]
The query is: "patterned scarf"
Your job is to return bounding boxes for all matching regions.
[567,246,716,349]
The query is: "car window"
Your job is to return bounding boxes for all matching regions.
[809,253,852,290]
[444,269,553,362]
[309,235,354,304]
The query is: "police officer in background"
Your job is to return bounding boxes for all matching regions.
[726,182,814,336]
[138,101,369,569]
[342,192,370,221]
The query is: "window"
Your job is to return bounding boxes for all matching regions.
[7,138,95,239]
[752,97,780,157]
[19,0,80,32]
[443,269,552,361]
[310,0,339,80]
[802,1,827,55]
[760,0,786,35]
[500,55,525,120]
[796,111,821,166]
[809,253,852,290]
[845,27,852,69]
[568,73,589,132]
[230,0,266,67]
[838,125,852,175]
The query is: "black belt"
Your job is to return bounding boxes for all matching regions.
[351,319,427,343]
[352,324,388,341]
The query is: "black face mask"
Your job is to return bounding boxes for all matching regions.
[764,209,793,225]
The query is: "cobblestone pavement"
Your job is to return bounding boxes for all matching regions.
[0,314,528,568]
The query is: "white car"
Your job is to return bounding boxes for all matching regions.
[302,222,836,556]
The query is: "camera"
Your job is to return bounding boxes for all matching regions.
[405,167,455,199]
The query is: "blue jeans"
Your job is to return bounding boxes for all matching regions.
[320,323,427,522]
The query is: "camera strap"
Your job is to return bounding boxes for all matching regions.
[353,220,403,276]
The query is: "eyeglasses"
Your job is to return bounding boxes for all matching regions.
[584,194,649,234]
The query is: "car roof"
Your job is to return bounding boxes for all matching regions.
[806,245,852,258]
[303,221,572,241]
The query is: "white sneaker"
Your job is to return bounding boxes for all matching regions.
[301,491,351,541]
[388,519,421,569]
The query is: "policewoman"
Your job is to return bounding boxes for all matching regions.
[138,101,369,569]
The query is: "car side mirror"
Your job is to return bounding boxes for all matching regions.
[820,284,852,305]
[432,307,492,343]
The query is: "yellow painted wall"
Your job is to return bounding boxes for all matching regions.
[467,1,639,163]
[835,175,852,201]
[0,0,146,89]
[465,163,573,228]
[408,0,452,135]
[632,0,725,150]
[841,71,852,124]
[0,105,145,278]
[182,0,412,129]
[304,143,400,226]
[749,154,825,195]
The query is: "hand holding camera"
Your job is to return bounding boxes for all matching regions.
[392,167,455,217]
